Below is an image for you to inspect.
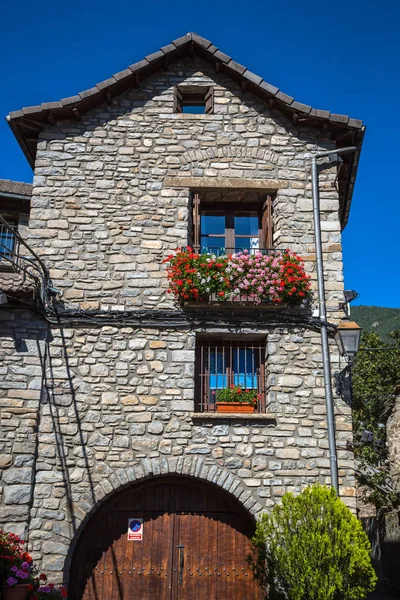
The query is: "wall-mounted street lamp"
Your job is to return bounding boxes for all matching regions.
[334,319,362,406]
[335,319,362,364]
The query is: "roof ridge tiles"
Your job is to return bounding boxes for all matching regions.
[4,31,364,230]
[6,31,363,131]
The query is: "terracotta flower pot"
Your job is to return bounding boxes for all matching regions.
[216,402,256,413]
[2,584,30,600]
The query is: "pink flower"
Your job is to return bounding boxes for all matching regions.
[21,561,30,570]
[7,577,17,586]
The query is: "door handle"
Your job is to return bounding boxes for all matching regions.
[177,544,185,587]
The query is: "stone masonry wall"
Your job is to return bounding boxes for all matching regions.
[28,57,342,313]
[0,315,355,578]
[0,56,354,583]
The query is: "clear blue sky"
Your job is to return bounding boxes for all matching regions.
[1,0,399,308]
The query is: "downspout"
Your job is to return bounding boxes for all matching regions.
[306,145,358,494]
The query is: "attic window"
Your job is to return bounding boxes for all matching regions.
[175,86,214,114]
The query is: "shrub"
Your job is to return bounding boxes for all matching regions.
[250,485,377,600]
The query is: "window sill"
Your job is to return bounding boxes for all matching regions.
[159,113,223,120]
[191,412,276,423]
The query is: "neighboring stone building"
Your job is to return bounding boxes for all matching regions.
[0,33,365,599]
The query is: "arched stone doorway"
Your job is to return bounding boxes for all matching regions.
[69,475,262,599]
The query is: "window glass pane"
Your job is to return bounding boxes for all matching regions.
[0,229,15,261]
[234,214,259,236]
[234,237,259,251]
[201,213,225,235]
[209,348,228,402]
[182,105,205,114]
[200,236,225,255]
[233,348,258,390]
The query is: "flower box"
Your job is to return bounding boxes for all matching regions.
[2,584,30,600]
[216,402,256,413]
[164,247,311,305]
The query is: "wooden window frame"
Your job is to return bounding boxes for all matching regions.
[175,87,214,114]
[195,338,267,413]
[192,194,273,253]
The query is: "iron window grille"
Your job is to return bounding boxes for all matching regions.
[195,339,267,412]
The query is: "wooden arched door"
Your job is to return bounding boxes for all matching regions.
[69,476,262,600]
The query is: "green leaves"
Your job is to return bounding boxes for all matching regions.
[250,485,377,600]
[352,330,400,507]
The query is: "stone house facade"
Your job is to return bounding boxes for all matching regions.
[0,33,365,598]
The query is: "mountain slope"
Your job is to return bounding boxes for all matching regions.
[351,306,400,340]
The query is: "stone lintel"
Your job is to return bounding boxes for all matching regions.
[164,177,288,190]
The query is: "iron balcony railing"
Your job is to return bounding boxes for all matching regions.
[0,216,52,305]
[192,246,275,256]
[181,246,288,304]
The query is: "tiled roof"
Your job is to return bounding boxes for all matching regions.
[6,32,364,227]
[0,179,32,198]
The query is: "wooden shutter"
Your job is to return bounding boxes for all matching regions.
[205,87,214,114]
[193,193,200,251]
[261,195,273,249]
[174,87,183,113]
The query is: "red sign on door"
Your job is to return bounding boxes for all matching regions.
[127,518,143,541]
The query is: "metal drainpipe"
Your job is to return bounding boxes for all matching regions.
[309,145,358,494]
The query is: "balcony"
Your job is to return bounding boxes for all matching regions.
[164,246,311,307]
[0,220,39,300]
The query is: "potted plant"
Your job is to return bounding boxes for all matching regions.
[0,531,68,600]
[163,247,311,305]
[0,530,34,600]
[215,385,259,413]
[30,574,68,599]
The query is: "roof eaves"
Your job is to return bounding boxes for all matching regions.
[6,30,365,185]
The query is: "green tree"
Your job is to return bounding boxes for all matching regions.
[250,485,377,600]
[351,330,400,507]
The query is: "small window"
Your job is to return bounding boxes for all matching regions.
[175,87,214,114]
[192,194,273,255]
[195,338,266,413]
[0,219,18,268]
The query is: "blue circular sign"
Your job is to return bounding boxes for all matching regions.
[130,520,141,532]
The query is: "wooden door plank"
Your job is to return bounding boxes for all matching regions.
[72,478,262,600]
